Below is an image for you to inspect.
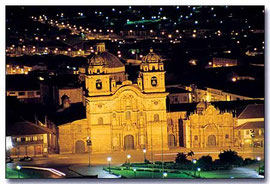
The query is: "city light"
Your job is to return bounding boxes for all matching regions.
[107,157,112,162]
[163,172,168,177]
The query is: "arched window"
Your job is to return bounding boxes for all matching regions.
[225,134,229,139]
[194,135,198,141]
[168,119,173,126]
[98,117,103,125]
[151,76,157,87]
[96,79,102,89]
[154,114,159,121]
[97,69,100,74]
[126,111,131,120]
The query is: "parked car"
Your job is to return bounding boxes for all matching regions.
[19,156,33,162]
[6,156,14,163]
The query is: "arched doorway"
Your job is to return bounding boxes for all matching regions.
[35,145,42,155]
[27,146,35,156]
[18,147,26,156]
[75,140,85,153]
[124,135,135,150]
[10,148,17,157]
[208,135,216,147]
[168,134,176,148]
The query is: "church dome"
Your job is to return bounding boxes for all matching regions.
[87,53,108,66]
[87,52,124,68]
[100,52,125,68]
[142,49,161,63]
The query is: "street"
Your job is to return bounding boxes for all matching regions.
[6,147,264,178]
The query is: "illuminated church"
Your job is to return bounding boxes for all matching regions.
[58,43,234,153]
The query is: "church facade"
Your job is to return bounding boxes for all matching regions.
[86,48,170,153]
[58,44,236,154]
[184,102,236,148]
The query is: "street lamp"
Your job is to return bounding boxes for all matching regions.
[127,154,131,169]
[197,168,201,177]
[133,168,137,178]
[163,172,167,178]
[143,149,146,162]
[107,156,112,173]
[192,159,197,176]
[16,165,21,178]
[257,157,261,175]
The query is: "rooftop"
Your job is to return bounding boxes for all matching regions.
[238,104,264,119]
[7,121,51,136]
[166,87,191,94]
[235,121,264,130]
[48,102,86,126]
[168,100,264,117]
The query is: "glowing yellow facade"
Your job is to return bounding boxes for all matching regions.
[84,49,169,153]
[184,102,236,148]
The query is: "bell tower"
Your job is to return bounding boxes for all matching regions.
[85,52,111,96]
[138,49,166,93]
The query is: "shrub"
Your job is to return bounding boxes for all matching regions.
[175,152,189,164]
[218,149,243,167]
[197,155,213,170]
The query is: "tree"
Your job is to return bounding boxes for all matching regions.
[175,152,189,164]
[218,149,243,167]
[187,150,194,159]
[197,155,213,170]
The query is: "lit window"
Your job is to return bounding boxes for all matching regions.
[151,76,157,87]
[96,79,102,89]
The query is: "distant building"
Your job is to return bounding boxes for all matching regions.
[6,75,41,104]
[40,75,83,108]
[166,87,192,104]
[210,57,238,68]
[6,64,32,75]
[185,85,263,103]
[7,120,58,158]
[236,104,264,149]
